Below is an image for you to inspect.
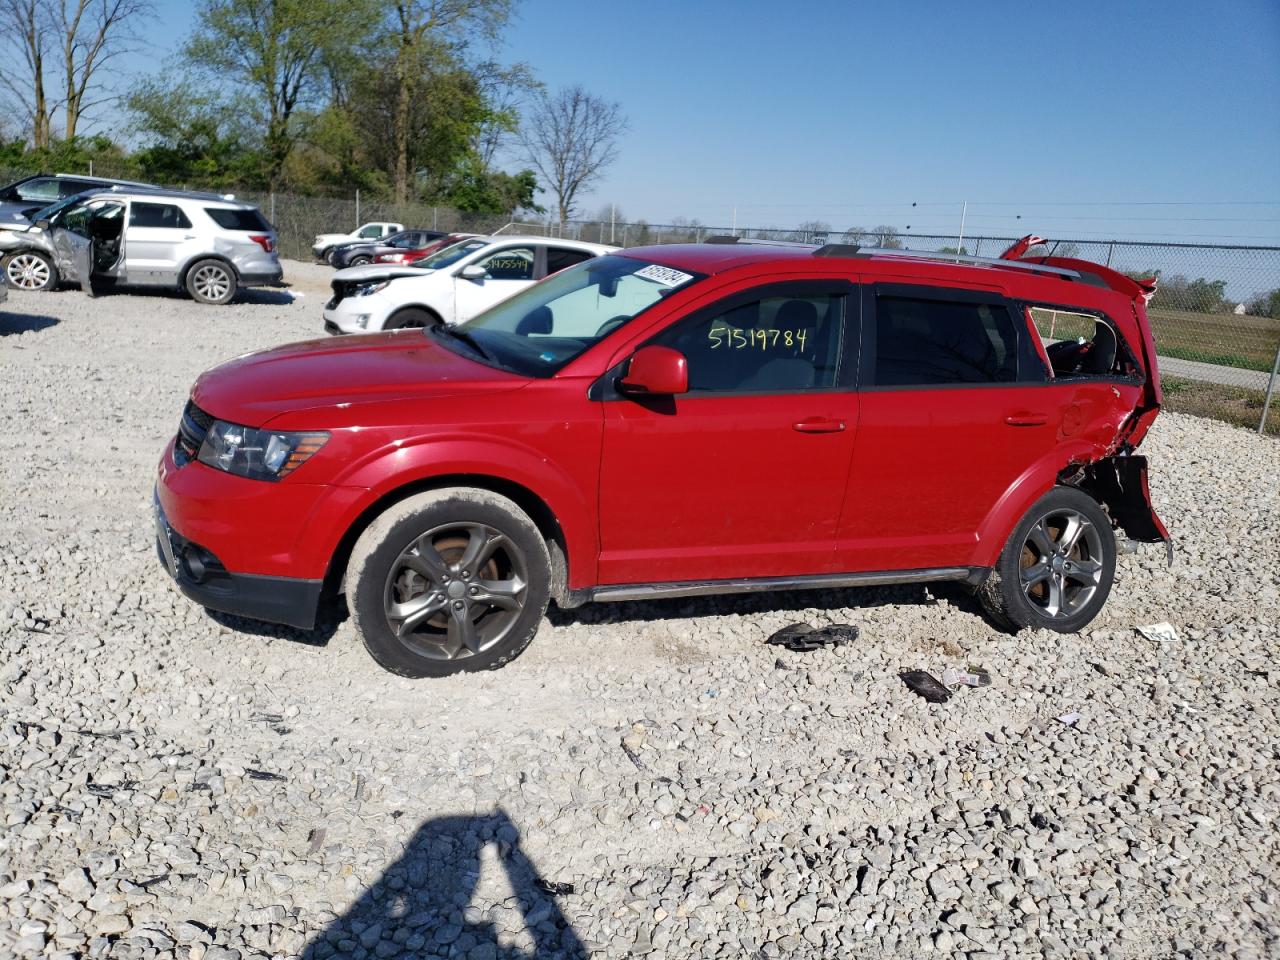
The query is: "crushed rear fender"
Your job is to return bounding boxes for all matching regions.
[1072,454,1172,563]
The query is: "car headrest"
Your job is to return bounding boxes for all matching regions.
[516,305,553,335]
[774,299,818,331]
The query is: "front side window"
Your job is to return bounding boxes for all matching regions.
[130,202,192,229]
[444,255,704,376]
[358,225,382,238]
[655,292,845,393]
[872,294,1018,386]
[475,247,535,280]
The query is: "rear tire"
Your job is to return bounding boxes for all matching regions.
[4,251,57,291]
[346,488,551,678]
[978,486,1116,633]
[186,259,236,305]
[384,307,439,330]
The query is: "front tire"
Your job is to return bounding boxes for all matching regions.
[186,259,236,305]
[349,255,371,266]
[346,488,551,677]
[978,486,1116,633]
[384,307,439,330]
[4,251,58,291]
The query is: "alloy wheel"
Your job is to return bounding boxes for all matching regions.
[1018,509,1105,619]
[382,522,528,661]
[7,253,51,290]
[192,264,231,302]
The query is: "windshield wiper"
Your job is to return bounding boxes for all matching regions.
[437,325,493,361]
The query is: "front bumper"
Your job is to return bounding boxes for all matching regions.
[154,493,322,629]
[322,299,379,334]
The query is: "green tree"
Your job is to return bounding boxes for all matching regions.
[377,0,515,202]
[1244,288,1280,320]
[183,0,375,187]
[127,79,266,187]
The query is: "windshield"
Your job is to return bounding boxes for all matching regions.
[440,255,704,376]
[419,237,488,270]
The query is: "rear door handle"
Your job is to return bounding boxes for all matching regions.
[1005,411,1049,426]
[793,417,846,433]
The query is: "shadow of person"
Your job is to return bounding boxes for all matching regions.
[301,808,587,960]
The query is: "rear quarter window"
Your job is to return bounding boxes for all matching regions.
[205,207,271,231]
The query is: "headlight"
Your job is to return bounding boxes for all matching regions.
[353,280,389,297]
[197,421,329,481]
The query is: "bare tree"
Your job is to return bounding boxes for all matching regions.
[0,0,55,147]
[871,224,901,248]
[57,0,153,140]
[522,85,627,226]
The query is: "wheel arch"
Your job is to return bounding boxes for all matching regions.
[322,473,581,610]
[179,254,239,289]
[972,441,1121,567]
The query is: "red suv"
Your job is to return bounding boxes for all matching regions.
[155,237,1169,677]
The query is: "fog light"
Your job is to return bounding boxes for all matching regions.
[355,314,371,329]
[183,546,207,582]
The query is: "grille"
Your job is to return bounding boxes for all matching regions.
[175,400,214,466]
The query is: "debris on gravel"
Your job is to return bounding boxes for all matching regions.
[1,265,1278,958]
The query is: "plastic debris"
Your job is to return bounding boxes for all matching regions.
[766,622,860,652]
[246,769,287,782]
[535,878,575,896]
[1137,621,1180,643]
[1056,711,1082,726]
[942,667,991,688]
[899,670,952,703]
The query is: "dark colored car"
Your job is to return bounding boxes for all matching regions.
[0,172,156,226]
[329,230,447,269]
[155,236,1169,678]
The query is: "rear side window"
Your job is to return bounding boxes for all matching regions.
[130,202,192,229]
[17,178,59,202]
[872,295,1018,386]
[1030,307,1134,379]
[205,207,271,231]
[545,247,594,276]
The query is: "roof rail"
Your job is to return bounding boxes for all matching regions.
[704,235,816,248]
[813,244,1082,280]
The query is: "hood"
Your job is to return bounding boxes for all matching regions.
[192,330,526,427]
[333,263,434,283]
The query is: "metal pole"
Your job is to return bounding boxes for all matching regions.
[355,189,360,228]
[956,200,967,254]
[433,206,438,230]
[1106,242,1115,267]
[1259,340,1280,435]
[731,205,737,237]
[270,192,275,224]
[610,205,616,244]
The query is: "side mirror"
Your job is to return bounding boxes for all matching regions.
[618,345,688,396]
[34,218,51,230]
[459,264,486,281]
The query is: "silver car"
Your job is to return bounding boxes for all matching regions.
[22,188,283,304]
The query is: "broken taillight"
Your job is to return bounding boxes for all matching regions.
[249,234,275,253]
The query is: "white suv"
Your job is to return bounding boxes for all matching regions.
[35,188,282,304]
[323,236,615,333]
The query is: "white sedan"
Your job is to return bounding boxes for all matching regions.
[322,236,617,333]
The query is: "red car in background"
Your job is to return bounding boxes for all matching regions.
[373,232,481,266]
[155,236,1169,678]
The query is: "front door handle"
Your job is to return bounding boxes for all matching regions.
[793,417,846,434]
[1005,411,1049,426]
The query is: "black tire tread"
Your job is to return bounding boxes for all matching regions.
[345,487,550,677]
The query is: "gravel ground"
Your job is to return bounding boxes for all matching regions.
[1,263,1278,960]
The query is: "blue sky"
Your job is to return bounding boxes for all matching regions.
[118,0,1279,242]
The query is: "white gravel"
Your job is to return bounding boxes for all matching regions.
[1,263,1278,959]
